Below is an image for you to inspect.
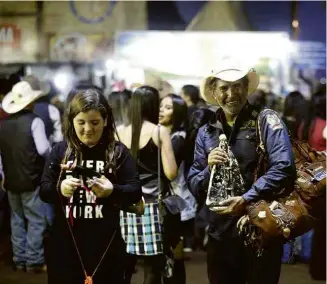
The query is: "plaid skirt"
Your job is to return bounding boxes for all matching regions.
[120,202,163,255]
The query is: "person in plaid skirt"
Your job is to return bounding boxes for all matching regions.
[117,86,178,284]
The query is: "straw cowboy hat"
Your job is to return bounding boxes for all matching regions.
[2,81,45,114]
[200,58,260,105]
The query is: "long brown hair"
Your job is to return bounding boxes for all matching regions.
[63,88,117,173]
[130,86,159,158]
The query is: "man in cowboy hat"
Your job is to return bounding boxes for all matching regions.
[187,58,296,284]
[23,75,63,146]
[0,80,51,273]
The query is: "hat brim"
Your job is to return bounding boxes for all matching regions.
[200,69,260,105]
[2,90,44,114]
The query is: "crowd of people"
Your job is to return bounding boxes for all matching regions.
[0,59,325,284]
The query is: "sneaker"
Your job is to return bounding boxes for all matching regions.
[13,263,26,272]
[183,247,193,253]
[26,264,47,274]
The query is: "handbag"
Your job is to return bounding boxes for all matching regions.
[237,109,326,255]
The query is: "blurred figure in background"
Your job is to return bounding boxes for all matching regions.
[307,84,326,281]
[0,81,51,273]
[23,75,63,147]
[0,78,11,121]
[107,89,131,128]
[248,89,267,108]
[181,85,200,121]
[0,76,20,266]
[302,84,326,150]
[160,81,175,99]
[282,91,309,139]
[184,108,215,251]
[265,90,278,110]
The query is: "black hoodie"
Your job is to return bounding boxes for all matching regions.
[40,141,141,284]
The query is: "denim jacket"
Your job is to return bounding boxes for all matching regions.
[187,103,296,239]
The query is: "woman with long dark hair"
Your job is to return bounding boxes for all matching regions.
[40,88,141,284]
[107,89,131,127]
[118,86,177,284]
[159,94,196,283]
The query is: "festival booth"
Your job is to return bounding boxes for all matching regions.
[114,31,294,96]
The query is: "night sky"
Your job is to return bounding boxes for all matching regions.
[147,1,326,44]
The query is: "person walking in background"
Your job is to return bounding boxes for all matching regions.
[282,91,309,139]
[303,84,326,151]
[305,83,326,281]
[180,85,200,121]
[248,89,267,108]
[118,86,178,284]
[23,75,63,147]
[0,81,51,273]
[159,93,196,282]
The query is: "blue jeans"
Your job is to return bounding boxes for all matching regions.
[7,189,48,267]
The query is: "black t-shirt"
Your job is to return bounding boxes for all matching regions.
[40,141,141,282]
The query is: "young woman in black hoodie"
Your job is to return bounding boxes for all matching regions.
[40,88,141,284]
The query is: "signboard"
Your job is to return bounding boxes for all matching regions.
[0,24,21,48]
[49,33,114,62]
[0,17,37,63]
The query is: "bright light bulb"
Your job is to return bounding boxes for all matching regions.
[54,73,69,91]
[292,20,299,28]
[105,59,114,69]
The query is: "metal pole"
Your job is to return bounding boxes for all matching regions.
[291,0,299,40]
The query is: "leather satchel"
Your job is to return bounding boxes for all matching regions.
[237,110,326,255]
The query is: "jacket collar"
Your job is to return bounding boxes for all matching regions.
[208,102,261,130]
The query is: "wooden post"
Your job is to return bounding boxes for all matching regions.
[35,1,44,61]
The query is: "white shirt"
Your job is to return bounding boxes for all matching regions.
[31,117,51,157]
[48,104,63,144]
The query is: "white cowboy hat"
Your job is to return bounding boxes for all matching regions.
[2,81,45,114]
[200,58,260,105]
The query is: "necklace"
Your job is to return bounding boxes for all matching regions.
[57,154,117,283]
[60,193,117,284]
